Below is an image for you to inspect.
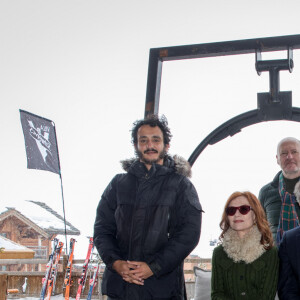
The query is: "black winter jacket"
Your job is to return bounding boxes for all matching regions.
[93,155,202,300]
[259,171,300,243]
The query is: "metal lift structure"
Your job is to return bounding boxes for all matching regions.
[144,34,300,166]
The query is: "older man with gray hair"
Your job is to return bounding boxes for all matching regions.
[259,137,300,246]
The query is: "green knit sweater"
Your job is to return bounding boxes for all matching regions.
[211,245,279,300]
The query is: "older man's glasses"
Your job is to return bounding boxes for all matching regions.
[225,205,252,216]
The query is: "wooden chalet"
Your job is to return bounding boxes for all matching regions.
[0,200,80,263]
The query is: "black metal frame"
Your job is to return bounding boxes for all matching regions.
[144,34,300,166]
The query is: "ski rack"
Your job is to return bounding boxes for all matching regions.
[86,253,101,300]
[144,34,300,166]
[63,238,76,300]
[75,237,94,300]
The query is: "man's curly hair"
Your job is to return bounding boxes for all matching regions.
[131,114,172,145]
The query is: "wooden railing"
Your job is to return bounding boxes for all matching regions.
[0,256,103,298]
[0,257,211,299]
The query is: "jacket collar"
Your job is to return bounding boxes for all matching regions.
[272,171,300,204]
[120,155,192,178]
[222,226,266,264]
[271,171,281,188]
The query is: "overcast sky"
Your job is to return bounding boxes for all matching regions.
[2,0,300,258]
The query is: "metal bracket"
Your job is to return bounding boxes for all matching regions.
[257,92,292,121]
[256,48,293,103]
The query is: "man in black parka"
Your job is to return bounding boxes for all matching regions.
[93,115,202,300]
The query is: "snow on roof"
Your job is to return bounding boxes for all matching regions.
[0,200,80,235]
[23,201,73,232]
[0,235,29,250]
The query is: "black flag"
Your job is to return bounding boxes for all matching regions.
[20,110,60,174]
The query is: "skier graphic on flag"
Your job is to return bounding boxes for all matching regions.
[27,120,56,172]
[20,109,60,174]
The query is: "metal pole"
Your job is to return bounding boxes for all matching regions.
[52,122,68,254]
[59,173,68,254]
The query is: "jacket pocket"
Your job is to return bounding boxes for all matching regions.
[143,206,169,254]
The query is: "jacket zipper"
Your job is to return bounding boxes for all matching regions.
[127,174,150,300]
[128,179,140,260]
[125,179,140,300]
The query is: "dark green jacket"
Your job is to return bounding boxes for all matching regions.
[211,245,278,300]
[259,171,300,243]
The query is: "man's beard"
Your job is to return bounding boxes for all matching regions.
[283,160,300,175]
[135,147,168,165]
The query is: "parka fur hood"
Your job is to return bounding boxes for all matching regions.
[120,154,192,178]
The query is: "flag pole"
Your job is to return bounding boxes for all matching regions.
[59,172,68,254]
[52,122,68,254]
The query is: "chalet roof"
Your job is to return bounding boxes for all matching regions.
[0,200,80,237]
[0,235,30,250]
[0,236,35,259]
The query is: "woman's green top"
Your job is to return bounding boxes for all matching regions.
[211,245,279,300]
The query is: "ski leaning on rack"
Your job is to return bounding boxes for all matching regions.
[40,238,59,300]
[63,238,76,300]
[75,237,94,300]
[45,241,64,300]
[86,254,101,300]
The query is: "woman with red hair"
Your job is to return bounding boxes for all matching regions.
[211,191,278,300]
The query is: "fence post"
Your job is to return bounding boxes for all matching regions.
[0,274,7,300]
[62,255,68,274]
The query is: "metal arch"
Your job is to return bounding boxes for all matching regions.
[144,34,300,118]
[188,107,300,166]
[144,34,300,166]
